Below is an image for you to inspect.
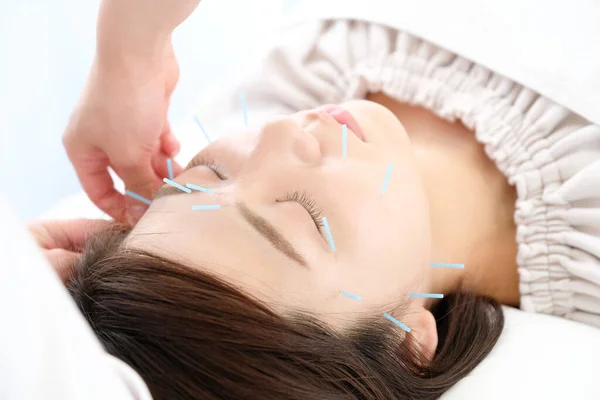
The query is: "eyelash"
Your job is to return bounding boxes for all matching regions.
[187,156,227,180]
[185,158,323,230]
[279,191,323,230]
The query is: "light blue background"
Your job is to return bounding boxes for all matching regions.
[0,0,300,220]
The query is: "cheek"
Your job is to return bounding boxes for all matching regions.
[336,171,431,279]
[356,203,429,267]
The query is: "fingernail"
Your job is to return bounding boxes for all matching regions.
[128,205,147,225]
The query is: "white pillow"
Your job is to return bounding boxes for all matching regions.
[442,306,600,400]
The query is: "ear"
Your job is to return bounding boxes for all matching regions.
[409,307,438,362]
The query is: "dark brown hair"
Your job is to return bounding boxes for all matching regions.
[68,225,504,399]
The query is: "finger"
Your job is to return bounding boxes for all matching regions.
[69,150,127,221]
[111,153,163,225]
[29,219,111,251]
[160,125,181,158]
[112,149,162,197]
[44,248,80,283]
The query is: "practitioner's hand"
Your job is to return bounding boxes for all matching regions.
[63,40,183,224]
[28,219,110,283]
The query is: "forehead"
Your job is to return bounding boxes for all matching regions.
[129,194,301,295]
[191,131,258,158]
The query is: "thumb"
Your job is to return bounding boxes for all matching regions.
[29,218,110,251]
[45,248,80,283]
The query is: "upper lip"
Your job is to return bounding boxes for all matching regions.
[317,105,366,142]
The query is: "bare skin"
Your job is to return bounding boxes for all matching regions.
[125,97,521,356]
[368,93,519,306]
[59,0,520,355]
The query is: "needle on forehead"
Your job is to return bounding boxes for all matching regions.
[167,159,174,180]
[186,183,215,194]
[125,190,152,205]
[340,291,361,301]
[191,205,221,210]
[163,178,192,193]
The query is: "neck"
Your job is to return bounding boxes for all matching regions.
[369,93,520,306]
[412,108,519,306]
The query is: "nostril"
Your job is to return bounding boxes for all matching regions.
[285,120,321,165]
[302,108,335,124]
[299,111,335,135]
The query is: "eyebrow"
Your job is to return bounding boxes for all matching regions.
[152,186,308,267]
[153,156,210,200]
[154,185,189,200]
[237,202,308,268]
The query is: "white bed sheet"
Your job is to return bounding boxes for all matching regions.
[0,196,151,400]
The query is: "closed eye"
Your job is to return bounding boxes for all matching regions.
[185,155,227,179]
[277,191,323,231]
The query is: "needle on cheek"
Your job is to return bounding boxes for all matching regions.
[408,293,444,299]
[380,163,394,194]
[322,217,336,252]
[384,313,411,333]
[342,124,347,158]
[430,262,465,269]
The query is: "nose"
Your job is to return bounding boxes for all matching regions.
[251,117,321,166]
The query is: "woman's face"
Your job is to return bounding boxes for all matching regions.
[130,100,432,328]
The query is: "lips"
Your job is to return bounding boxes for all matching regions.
[318,105,366,142]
